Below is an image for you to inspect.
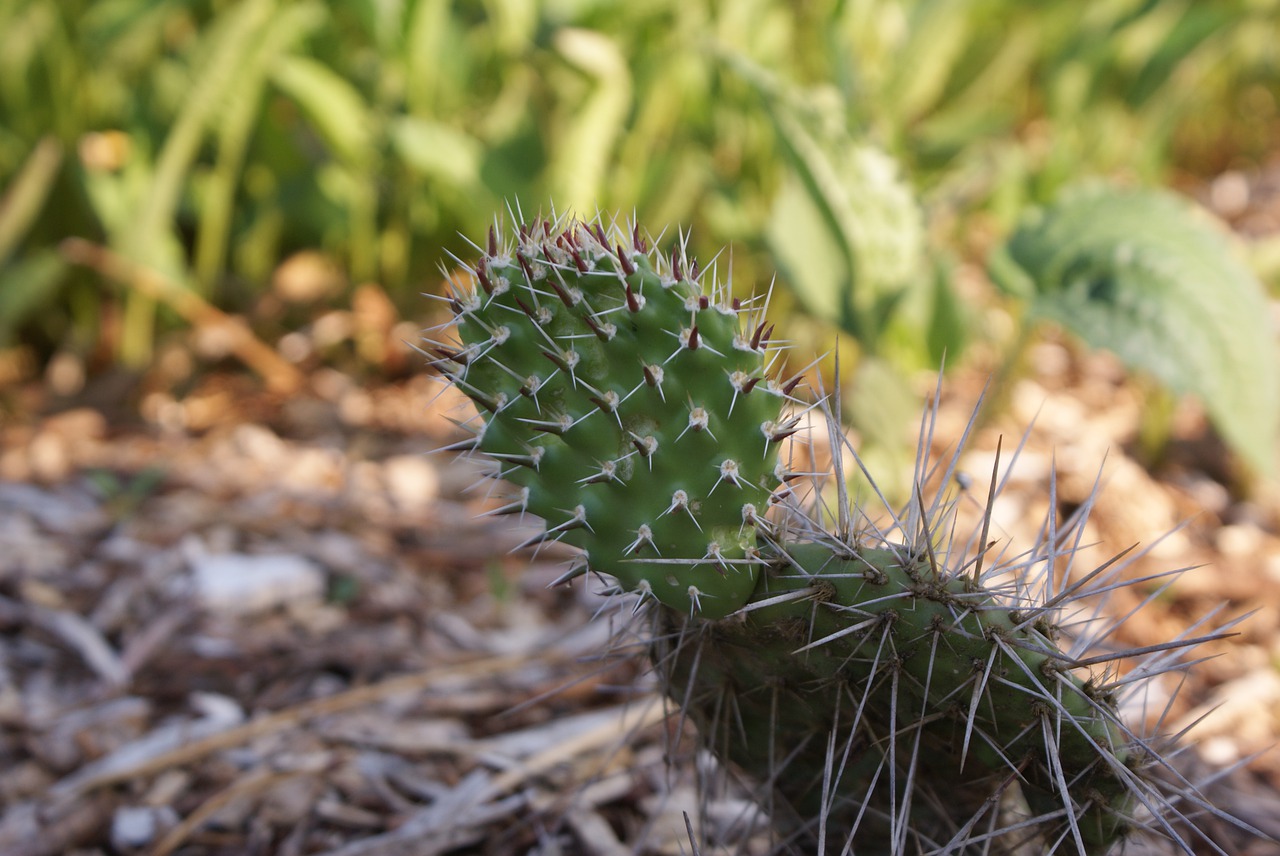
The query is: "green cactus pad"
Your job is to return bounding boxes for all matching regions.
[433,218,790,618]
[657,540,1136,852]
[433,213,1251,856]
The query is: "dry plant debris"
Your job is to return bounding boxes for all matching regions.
[1,351,1280,854]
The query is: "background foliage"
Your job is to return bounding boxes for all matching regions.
[2,0,1278,468]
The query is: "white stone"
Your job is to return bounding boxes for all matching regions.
[191,553,324,615]
[110,805,178,849]
[383,454,440,510]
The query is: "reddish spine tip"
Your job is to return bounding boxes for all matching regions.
[616,244,636,276]
[698,294,709,310]
[689,259,701,281]
[671,250,684,281]
[687,325,700,350]
[582,313,609,341]
[548,277,575,308]
[516,251,535,282]
[475,258,494,294]
[750,322,767,351]
[625,282,641,313]
[592,223,608,247]
[782,375,803,395]
[632,224,647,254]
[742,376,761,394]
[487,225,498,257]
[570,247,589,274]
[430,346,466,365]
[513,295,537,319]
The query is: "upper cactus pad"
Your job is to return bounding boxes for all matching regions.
[432,217,791,617]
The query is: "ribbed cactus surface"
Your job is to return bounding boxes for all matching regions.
[431,213,1249,855]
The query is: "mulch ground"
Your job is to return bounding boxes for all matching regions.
[2,343,1280,855]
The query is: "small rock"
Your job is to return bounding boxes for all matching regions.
[111,804,178,850]
[1217,523,1263,557]
[191,553,324,615]
[1209,170,1250,218]
[230,423,289,466]
[383,454,440,510]
[273,250,345,303]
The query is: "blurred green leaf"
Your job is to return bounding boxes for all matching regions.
[0,136,62,268]
[270,53,375,166]
[404,0,451,114]
[990,185,1280,473]
[737,55,923,354]
[844,355,924,503]
[880,0,973,125]
[0,249,67,346]
[768,174,850,328]
[1127,4,1232,108]
[549,28,631,214]
[195,1,325,288]
[1,0,1277,387]
[390,117,483,188]
[134,0,276,274]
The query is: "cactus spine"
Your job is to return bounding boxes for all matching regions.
[430,213,1249,854]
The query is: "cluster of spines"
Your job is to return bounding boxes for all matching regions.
[427,212,811,618]
[656,394,1258,854]
[429,213,1263,855]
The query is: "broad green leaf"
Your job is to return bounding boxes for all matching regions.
[731,53,923,354]
[389,117,482,187]
[271,53,374,166]
[990,184,1279,474]
[764,115,924,352]
[880,0,973,124]
[195,2,325,288]
[767,174,851,330]
[549,28,630,214]
[133,0,275,276]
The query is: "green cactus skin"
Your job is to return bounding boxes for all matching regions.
[656,542,1135,852]
[431,213,1255,855]
[434,218,790,618]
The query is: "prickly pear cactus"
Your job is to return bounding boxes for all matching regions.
[432,218,791,618]
[430,213,1253,855]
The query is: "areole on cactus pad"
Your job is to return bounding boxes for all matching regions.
[428,211,1263,855]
